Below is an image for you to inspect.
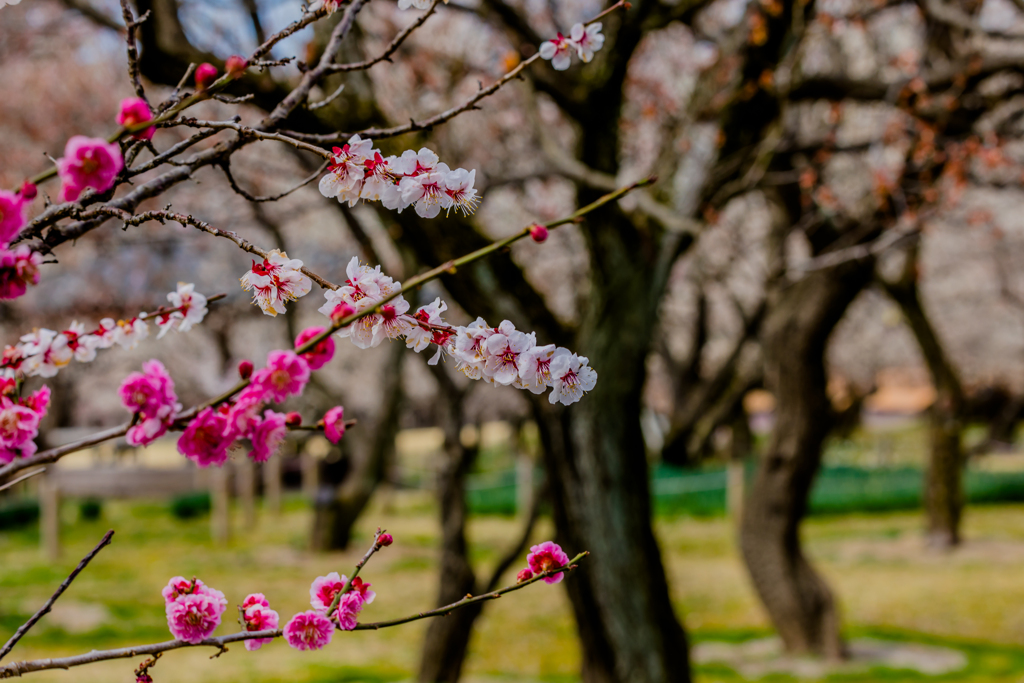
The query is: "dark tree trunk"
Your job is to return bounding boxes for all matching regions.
[417,368,481,683]
[311,344,404,551]
[739,258,873,659]
[880,245,965,548]
[531,201,692,683]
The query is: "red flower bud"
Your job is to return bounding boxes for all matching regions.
[528,223,549,243]
[285,411,302,427]
[19,182,37,201]
[238,359,254,380]
[331,303,356,325]
[195,63,218,90]
[516,568,534,583]
[225,55,248,79]
[376,532,394,548]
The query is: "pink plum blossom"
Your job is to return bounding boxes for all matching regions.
[249,410,286,463]
[177,407,233,467]
[0,246,41,300]
[252,350,310,403]
[166,593,225,643]
[242,593,270,609]
[295,326,335,370]
[0,397,40,453]
[283,611,333,651]
[334,592,363,631]
[120,360,181,447]
[117,98,155,140]
[309,572,345,612]
[161,577,227,608]
[195,63,218,89]
[347,577,375,605]
[56,136,123,202]
[516,568,534,583]
[243,603,280,651]
[526,541,570,584]
[322,406,345,444]
[0,189,30,245]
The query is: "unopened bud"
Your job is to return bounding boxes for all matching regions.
[285,411,302,427]
[331,303,356,325]
[195,63,218,90]
[225,55,248,79]
[376,532,394,548]
[528,223,549,243]
[516,568,534,583]
[238,359,254,380]
[136,675,154,683]
[19,182,37,200]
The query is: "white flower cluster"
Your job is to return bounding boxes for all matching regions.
[320,258,597,405]
[2,283,207,379]
[318,135,480,219]
[539,23,605,71]
[240,250,313,317]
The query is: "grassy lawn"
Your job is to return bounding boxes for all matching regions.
[4,490,1024,682]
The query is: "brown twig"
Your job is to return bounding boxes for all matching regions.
[0,530,115,663]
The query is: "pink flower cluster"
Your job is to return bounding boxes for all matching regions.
[282,572,377,651]
[539,23,605,71]
[119,360,181,446]
[519,541,570,585]
[117,98,155,141]
[163,577,227,644]
[240,250,312,316]
[1,284,208,379]
[241,593,280,651]
[177,345,342,467]
[319,258,598,405]
[57,136,123,203]
[0,182,41,301]
[0,383,49,464]
[318,135,479,218]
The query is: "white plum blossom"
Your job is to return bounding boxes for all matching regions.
[571,22,605,63]
[158,282,209,337]
[113,318,150,349]
[483,321,534,385]
[548,350,598,406]
[240,250,312,316]
[539,33,574,71]
[316,259,597,405]
[19,329,72,378]
[540,23,606,70]
[518,343,557,394]
[398,0,432,8]
[63,321,101,362]
[318,135,480,218]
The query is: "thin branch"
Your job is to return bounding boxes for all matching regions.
[119,0,148,102]
[326,529,387,615]
[0,553,586,678]
[0,530,115,663]
[324,0,443,73]
[0,468,46,493]
[220,158,329,202]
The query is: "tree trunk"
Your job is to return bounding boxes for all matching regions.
[530,201,692,683]
[880,245,965,548]
[311,344,404,551]
[739,260,872,659]
[418,367,481,683]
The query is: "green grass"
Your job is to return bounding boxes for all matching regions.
[8,493,1024,681]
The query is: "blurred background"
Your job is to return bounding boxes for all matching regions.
[6,0,1024,680]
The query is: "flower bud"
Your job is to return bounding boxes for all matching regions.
[136,675,154,683]
[238,359,254,380]
[516,568,534,583]
[225,55,248,79]
[376,532,394,548]
[19,182,37,201]
[528,223,549,243]
[331,303,356,325]
[285,411,302,427]
[195,63,218,90]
